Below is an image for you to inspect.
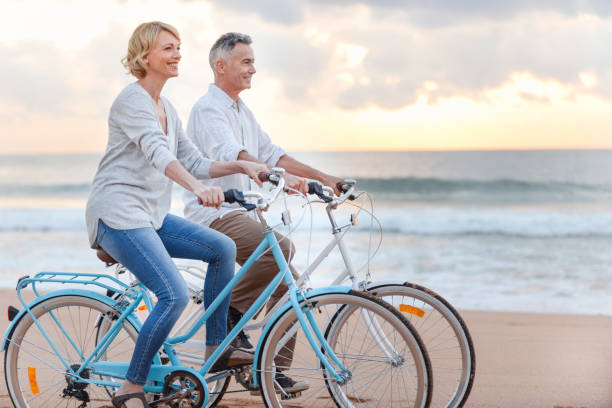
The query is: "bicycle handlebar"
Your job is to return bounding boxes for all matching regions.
[223,170,358,211]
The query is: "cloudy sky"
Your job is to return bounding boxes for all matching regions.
[1,0,611,154]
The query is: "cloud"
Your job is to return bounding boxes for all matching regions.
[212,0,612,27]
[188,0,304,25]
[0,40,77,116]
[200,0,612,111]
[0,23,134,122]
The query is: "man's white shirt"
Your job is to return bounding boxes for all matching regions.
[183,84,285,226]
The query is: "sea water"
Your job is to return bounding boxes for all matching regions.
[1,150,611,315]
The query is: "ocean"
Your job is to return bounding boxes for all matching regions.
[1,150,611,315]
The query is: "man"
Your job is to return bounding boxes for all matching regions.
[183,32,344,393]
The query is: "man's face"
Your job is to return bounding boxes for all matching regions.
[223,42,256,93]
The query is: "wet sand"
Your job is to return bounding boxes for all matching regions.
[0,288,610,407]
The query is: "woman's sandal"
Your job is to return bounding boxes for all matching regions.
[111,392,151,408]
[209,346,254,373]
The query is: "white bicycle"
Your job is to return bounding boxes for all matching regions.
[118,176,474,408]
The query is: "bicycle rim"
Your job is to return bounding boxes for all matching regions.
[369,282,475,408]
[257,290,431,408]
[4,295,139,408]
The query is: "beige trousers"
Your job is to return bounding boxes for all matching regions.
[210,211,298,367]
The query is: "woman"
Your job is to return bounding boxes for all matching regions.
[85,22,267,408]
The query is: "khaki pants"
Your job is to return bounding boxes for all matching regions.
[210,211,297,367]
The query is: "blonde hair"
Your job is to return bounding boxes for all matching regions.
[122,21,181,79]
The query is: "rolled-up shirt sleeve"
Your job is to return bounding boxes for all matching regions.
[176,117,213,179]
[111,90,177,173]
[189,106,246,162]
[256,122,285,167]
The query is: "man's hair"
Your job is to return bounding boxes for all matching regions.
[122,21,181,79]
[209,32,252,71]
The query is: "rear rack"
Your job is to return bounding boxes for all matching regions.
[16,271,137,306]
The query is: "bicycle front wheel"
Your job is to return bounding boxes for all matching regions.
[257,290,431,408]
[4,294,139,408]
[368,282,475,408]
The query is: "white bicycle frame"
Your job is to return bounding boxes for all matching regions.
[160,181,401,364]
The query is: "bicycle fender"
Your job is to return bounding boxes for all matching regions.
[252,285,351,387]
[1,289,141,351]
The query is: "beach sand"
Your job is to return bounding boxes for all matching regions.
[0,288,610,408]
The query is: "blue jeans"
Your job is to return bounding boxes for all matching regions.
[96,214,236,385]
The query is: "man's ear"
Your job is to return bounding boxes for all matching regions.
[215,59,225,75]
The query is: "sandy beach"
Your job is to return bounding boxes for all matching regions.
[0,288,610,408]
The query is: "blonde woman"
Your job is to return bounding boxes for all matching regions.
[85,22,267,408]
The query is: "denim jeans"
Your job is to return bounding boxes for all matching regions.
[96,214,236,385]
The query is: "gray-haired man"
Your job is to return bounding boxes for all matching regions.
[183,33,344,394]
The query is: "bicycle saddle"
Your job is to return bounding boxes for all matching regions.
[96,248,117,265]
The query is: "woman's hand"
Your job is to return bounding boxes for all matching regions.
[195,184,225,209]
[236,160,269,187]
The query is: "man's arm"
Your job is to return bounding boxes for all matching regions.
[236,151,307,194]
[276,154,344,196]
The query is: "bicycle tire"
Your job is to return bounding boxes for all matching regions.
[4,294,140,408]
[367,282,475,408]
[256,290,432,408]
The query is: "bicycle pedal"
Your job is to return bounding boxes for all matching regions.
[280,391,301,400]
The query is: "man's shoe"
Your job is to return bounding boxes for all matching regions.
[249,371,310,395]
[274,371,310,394]
[227,306,254,350]
[208,346,254,373]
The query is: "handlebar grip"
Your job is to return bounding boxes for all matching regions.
[223,189,256,211]
[308,182,333,202]
[258,172,280,185]
[337,180,357,201]
[337,182,350,193]
[223,189,241,204]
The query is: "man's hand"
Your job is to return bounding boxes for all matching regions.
[237,160,269,187]
[195,185,225,209]
[321,175,345,196]
[285,173,308,195]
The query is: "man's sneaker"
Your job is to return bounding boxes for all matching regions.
[248,371,310,396]
[274,371,310,394]
[227,306,254,350]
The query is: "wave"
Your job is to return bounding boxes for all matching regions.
[2,206,612,239]
[2,177,612,202]
[353,177,612,201]
[0,183,91,197]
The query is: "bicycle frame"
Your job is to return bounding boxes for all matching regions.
[2,208,352,397]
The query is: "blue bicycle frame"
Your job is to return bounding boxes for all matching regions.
[2,215,352,401]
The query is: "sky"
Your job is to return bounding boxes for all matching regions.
[1,0,611,154]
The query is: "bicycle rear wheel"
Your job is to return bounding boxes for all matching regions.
[257,290,431,408]
[4,294,139,408]
[368,282,475,408]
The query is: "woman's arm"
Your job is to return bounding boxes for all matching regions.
[165,160,267,208]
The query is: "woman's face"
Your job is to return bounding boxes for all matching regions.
[143,30,181,79]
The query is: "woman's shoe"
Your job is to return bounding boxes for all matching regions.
[209,346,254,373]
[111,391,151,408]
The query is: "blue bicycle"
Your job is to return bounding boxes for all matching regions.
[2,169,432,408]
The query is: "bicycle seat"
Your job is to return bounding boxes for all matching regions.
[96,248,117,265]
